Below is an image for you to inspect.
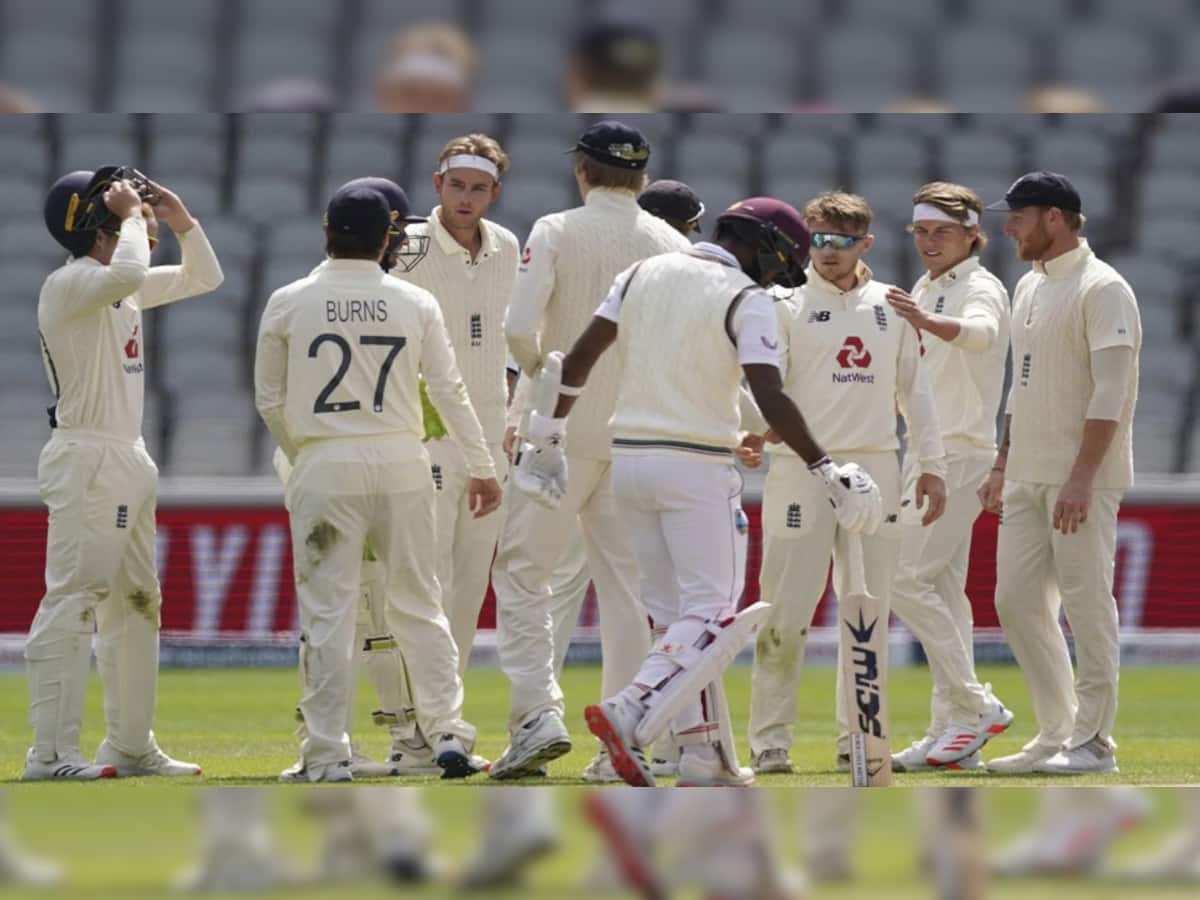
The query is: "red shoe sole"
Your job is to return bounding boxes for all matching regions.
[584,705,652,788]
[582,793,667,900]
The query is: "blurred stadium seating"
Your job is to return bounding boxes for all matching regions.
[1,111,1197,478]
[2,0,1200,112]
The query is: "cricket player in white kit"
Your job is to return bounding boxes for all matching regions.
[746,191,948,775]
[254,185,501,782]
[516,196,882,787]
[398,134,519,670]
[979,172,1141,774]
[25,167,222,780]
[883,182,1014,770]
[491,120,691,780]
[272,176,469,778]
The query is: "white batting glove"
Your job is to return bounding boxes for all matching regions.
[810,457,883,535]
[513,412,568,509]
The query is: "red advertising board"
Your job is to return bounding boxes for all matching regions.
[1,500,1194,635]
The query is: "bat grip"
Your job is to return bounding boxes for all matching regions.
[846,532,868,597]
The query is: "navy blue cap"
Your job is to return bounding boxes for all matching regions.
[337,177,426,229]
[573,17,662,81]
[986,171,1082,213]
[325,186,392,240]
[638,179,704,224]
[570,120,651,169]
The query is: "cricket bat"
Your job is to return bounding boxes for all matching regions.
[841,532,892,786]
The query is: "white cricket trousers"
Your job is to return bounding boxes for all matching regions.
[891,451,994,731]
[25,431,164,763]
[426,437,507,673]
[492,455,650,732]
[610,454,745,743]
[995,479,1123,750]
[749,451,901,756]
[286,437,474,769]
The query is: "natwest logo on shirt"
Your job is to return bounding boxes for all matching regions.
[124,325,140,360]
[835,336,871,369]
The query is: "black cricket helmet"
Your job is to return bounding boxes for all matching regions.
[44,165,158,256]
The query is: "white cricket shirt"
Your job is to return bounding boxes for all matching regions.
[909,255,1010,454]
[398,207,519,444]
[254,259,496,479]
[1006,239,1141,490]
[504,187,692,460]
[38,220,223,444]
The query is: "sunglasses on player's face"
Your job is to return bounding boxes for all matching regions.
[810,232,867,250]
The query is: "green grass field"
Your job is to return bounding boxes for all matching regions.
[1,662,1197,785]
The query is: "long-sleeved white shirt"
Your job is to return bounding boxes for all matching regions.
[1006,239,1141,490]
[909,255,1010,455]
[769,262,945,475]
[397,207,519,444]
[37,219,224,443]
[254,259,496,479]
[504,187,691,459]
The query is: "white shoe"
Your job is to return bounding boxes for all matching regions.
[650,735,680,778]
[458,821,559,888]
[278,759,353,783]
[1033,736,1119,774]
[584,699,655,787]
[582,748,623,783]
[488,710,572,780]
[835,752,851,773]
[0,836,64,886]
[349,746,392,779]
[986,741,1060,774]
[891,737,937,772]
[20,749,117,781]
[387,737,443,776]
[676,748,755,787]
[751,748,794,775]
[1111,829,1200,882]
[927,694,1014,766]
[992,787,1148,877]
[434,734,485,779]
[94,736,201,777]
[650,757,679,778]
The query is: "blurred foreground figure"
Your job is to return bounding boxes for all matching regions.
[566,14,664,112]
[1111,788,1200,883]
[583,789,806,900]
[0,792,62,887]
[375,23,477,112]
[991,787,1149,876]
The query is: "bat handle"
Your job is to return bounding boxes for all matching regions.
[846,532,868,597]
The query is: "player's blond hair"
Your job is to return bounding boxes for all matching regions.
[385,23,478,81]
[574,153,648,194]
[803,192,872,234]
[437,133,511,180]
[909,181,988,253]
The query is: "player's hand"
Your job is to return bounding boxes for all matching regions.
[104,180,144,219]
[512,412,567,508]
[467,477,503,518]
[885,286,930,329]
[1053,471,1092,534]
[502,425,518,462]
[763,428,782,444]
[811,457,882,534]
[736,433,765,468]
[978,467,1004,515]
[914,472,947,526]
[146,181,196,232]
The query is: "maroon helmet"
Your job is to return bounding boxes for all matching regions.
[717,196,809,287]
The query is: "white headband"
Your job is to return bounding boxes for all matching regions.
[382,52,467,88]
[913,202,979,227]
[438,154,500,180]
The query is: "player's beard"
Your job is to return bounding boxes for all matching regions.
[1015,221,1052,261]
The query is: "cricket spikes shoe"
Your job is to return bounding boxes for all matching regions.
[20,749,116,781]
[94,736,201,777]
[434,734,486,779]
[387,736,443,776]
[488,710,572,780]
[584,698,655,788]
[1034,736,1120,775]
[278,759,353,783]
[676,747,755,787]
[986,741,1061,774]
[582,747,624,783]
[348,746,392,779]
[751,748,794,775]
[927,694,1014,766]
[892,736,938,772]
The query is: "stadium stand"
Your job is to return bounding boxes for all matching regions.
[2,111,1197,478]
